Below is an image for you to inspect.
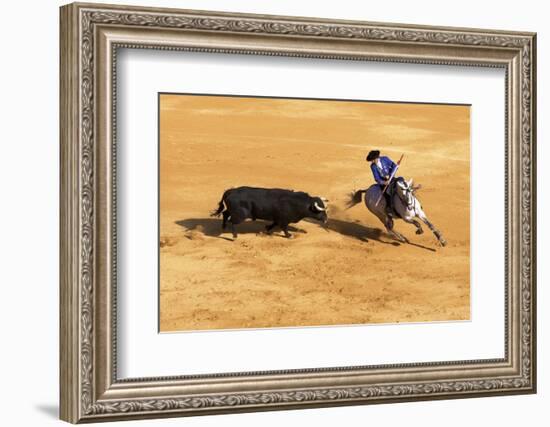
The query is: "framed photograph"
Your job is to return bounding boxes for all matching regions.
[60,2,537,423]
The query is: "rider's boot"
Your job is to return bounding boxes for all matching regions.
[384,193,394,217]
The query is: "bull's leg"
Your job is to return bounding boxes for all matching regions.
[229,210,246,239]
[417,210,446,246]
[280,223,292,238]
[229,213,245,240]
[222,211,229,230]
[265,222,277,234]
[230,223,238,239]
[384,217,409,243]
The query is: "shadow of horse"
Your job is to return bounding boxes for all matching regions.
[325,218,436,250]
[321,218,400,246]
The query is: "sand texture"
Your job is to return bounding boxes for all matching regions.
[159,95,470,332]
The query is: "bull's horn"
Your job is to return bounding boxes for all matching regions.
[407,178,413,188]
[313,201,326,212]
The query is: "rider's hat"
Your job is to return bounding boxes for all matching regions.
[366,150,380,161]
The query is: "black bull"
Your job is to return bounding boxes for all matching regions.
[211,186,328,238]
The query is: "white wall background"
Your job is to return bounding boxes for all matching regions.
[0,1,545,426]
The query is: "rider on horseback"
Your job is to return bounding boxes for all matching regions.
[366,150,398,217]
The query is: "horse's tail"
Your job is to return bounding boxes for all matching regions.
[210,197,226,217]
[345,189,366,210]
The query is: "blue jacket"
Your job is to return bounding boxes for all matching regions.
[370,156,397,185]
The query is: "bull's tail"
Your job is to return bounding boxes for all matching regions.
[345,189,366,210]
[210,198,226,217]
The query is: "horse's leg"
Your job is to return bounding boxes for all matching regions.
[384,216,409,243]
[386,199,410,243]
[417,209,446,246]
[412,220,424,235]
[402,217,423,235]
[367,187,407,243]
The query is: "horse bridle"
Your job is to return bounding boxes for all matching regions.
[396,183,415,210]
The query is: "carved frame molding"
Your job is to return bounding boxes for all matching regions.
[60,2,536,423]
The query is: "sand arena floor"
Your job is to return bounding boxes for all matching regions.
[159,95,470,332]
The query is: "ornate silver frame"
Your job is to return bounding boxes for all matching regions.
[60,2,536,423]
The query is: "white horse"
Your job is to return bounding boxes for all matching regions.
[348,178,447,246]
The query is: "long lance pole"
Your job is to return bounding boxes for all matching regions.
[375,153,404,206]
